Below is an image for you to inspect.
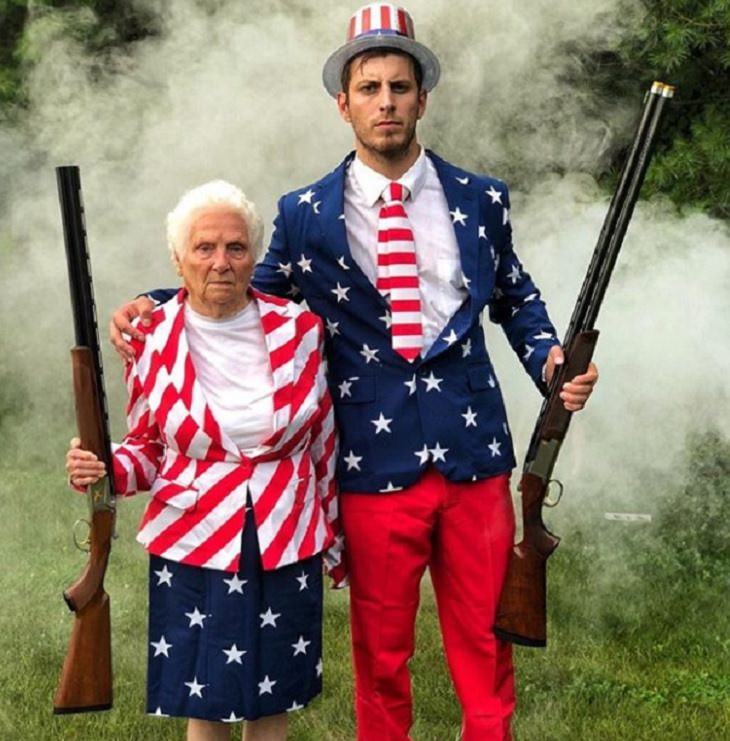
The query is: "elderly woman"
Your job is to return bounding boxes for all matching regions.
[66,181,345,741]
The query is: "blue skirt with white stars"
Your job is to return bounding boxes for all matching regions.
[146,506,323,722]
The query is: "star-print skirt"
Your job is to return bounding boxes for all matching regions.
[146,506,323,722]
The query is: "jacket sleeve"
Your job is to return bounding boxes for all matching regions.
[487,183,560,394]
[111,360,164,494]
[308,322,347,588]
[251,196,303,301]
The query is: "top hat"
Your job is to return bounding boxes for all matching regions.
[322,3,440,97]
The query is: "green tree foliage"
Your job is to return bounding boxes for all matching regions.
[0,0,158,114]
[613,0,730,218]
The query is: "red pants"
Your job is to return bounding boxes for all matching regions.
[340,468,516,741]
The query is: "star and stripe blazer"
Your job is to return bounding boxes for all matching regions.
[249,150,561,493]
[112,288,343,576]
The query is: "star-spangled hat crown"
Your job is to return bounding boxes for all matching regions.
[322,3,441,97]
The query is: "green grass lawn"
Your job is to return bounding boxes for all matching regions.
[1,452,728,740]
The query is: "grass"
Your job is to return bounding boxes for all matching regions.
[1,446,728,740]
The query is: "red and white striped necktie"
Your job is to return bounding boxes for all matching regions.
[376,182,423,362]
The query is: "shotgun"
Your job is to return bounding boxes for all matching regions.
[54,165,116,712]
[495,82,675,647]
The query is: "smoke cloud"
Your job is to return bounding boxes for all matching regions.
[1,0,728,531]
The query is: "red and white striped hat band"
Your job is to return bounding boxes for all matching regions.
[322,3,441,97]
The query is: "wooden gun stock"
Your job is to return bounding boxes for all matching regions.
[495,331,598,646]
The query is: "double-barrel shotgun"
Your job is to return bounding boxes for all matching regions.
[495,82,675,647]
[53,165,116,712]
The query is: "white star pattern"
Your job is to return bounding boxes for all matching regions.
[503,208,510,225]
[344,450,363,471]
[150,635,172,657]
[443,329,458,346]
[331,282,350,302]
[461,271,472,290]
[486,185,503,204]
[326,318,340,337]
[276,262,293,278]
[371,413,393,434]
[185,607,208,628]
[223,644,247,664]
[430,443,449,462]
[258,676,277,695]
[292,636,311,656]
[297,189,315,205]
[337,255,350,270]
[507,264,521,284]
[313,201,321,214]
[450,206,468,226]
[379,311,392,328]
[523,345,535,361]
[533,330,553,340]
[154,565,173,587]
[287,701,305,712]
[404,374,417,395]
[488,438,502,457]
[421,372,444,392]
[316,658,324,676]
[380,482,403,493]
[478,225,487,240]
[185,676,206,698]
[488,375,497,388]
[338,379,354,398]
[414,444,430,465]
[152,707,169,717]
[456,175,470,184]
[222,712,245,723]
[260,608,281,628]
[222,574,247,594]
[462,407,478,427]
[461,339,472,358]
[360,344,380,364]
[297,255,313,273]
[296,571,309,591]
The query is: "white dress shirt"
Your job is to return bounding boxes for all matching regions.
[344,147,468,354]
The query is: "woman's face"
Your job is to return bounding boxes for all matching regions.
[177,207,255,317]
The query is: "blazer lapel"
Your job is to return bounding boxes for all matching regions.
[252,289,296,451]
[143,293,240,462]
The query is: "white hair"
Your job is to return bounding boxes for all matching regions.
[166,180,264,262]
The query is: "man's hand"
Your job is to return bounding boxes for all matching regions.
[545,345,598,412]
[109,296,156,363]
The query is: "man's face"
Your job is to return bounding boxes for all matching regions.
[337,52,427,166]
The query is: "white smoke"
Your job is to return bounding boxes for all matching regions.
[1,0,728,524]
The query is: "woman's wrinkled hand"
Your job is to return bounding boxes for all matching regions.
[65,436,106,490]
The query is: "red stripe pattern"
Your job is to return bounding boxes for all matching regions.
[109,289,345,582]
[346,3,413,40]
[377,182,422,361]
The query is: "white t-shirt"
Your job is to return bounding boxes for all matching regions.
[185,301,275,454]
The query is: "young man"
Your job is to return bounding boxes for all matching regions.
[111,5,597,740]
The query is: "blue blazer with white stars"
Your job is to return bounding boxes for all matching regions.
[249,150,561,493]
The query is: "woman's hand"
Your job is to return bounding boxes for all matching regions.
[66,437,106,489]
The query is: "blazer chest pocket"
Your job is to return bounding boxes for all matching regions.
[467,365,498,392]
[149,478,199,513]
[330,374,376,404]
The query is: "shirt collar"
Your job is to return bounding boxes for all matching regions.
[350,147,428,207]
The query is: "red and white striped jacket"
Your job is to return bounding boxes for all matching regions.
[112,288,344,578]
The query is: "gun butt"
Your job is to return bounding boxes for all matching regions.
[494,534,559,647]
[53,589,112,714]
